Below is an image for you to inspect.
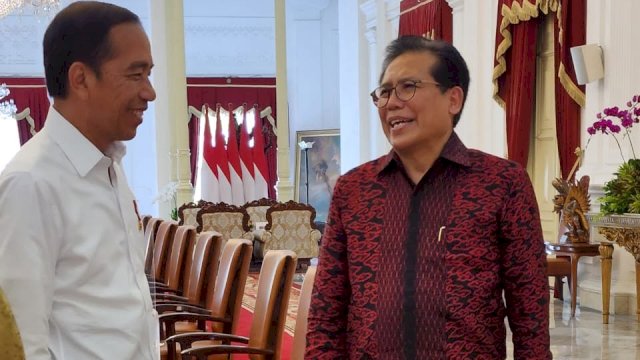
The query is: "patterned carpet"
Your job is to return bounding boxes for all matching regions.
[240,274,302,336]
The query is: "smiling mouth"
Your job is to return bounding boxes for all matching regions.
[132,109,146,120]
[390,119,413,129]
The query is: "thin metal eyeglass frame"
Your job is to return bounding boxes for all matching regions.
[370,80,441,108]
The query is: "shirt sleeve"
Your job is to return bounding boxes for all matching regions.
[0,172,60,360]
[499,166,552,359]
[305,176,350,359]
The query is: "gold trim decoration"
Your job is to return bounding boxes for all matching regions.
[558,62,586,107]
[588,213,640,262]
[492,0,559,107]
[598,227,640,262]
[555,3,586,107]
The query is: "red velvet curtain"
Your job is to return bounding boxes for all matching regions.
[493,0,585,173]
[554,0,586,180]
[186,77,277,199]
[0,78,49,145]
[398,0,453,43]
[494,16,540,168]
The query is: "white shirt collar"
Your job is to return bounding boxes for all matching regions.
[44,106,127,177]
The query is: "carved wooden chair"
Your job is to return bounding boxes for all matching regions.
[178,200,214,227]
[242,197,279,228]
[196,203,254,247]
[166,250,297,360]
[256,200,321,259]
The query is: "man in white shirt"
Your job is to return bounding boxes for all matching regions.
[0,2,158,359]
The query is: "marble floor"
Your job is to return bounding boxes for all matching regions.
[506,297,640,359]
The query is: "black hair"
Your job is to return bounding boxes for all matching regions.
[43,1,141,98]
[380,36,470,126]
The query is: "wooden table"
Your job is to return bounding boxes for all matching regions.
[587,213,640,324]
[545,242,601,318]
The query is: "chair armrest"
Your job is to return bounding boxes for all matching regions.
[155,303,209,315]
[151,287,181,296]
[260,231,273,244]
[148,280,167,288]
[242,231,254,241]
[159,312,226,323]
[159,312,230,340]
[165,331,250,351]
[310,229,322,243]
[181,344,273,357]
[152,293,190,303]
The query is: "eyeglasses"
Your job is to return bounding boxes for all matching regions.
[370,79,441,108]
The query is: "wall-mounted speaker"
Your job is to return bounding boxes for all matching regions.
[570,44,604,85]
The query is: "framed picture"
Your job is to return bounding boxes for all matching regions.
[294,129,340,223]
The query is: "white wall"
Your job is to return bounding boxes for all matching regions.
[183,0,275,77]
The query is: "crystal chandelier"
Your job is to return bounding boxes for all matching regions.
[0,0,60,18]
[0,84,17,120]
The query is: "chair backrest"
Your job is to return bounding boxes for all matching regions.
[141,214,153,230]
[178,200,213,226]
[196,203,252,243]
[263,200,321,258]
[162,225,196,291]
[207,238,253,334]
[148,220,178,279]
[0,287,25,360]
[248,250,298,358]
[182,231,223,305]
[291,265,317,360]
[242,197,279,226]
[144,217,162,267]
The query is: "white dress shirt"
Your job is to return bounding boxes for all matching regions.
[0,107,159,360]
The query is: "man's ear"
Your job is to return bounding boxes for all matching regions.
[448,86,464,116]
[67,62,91,100]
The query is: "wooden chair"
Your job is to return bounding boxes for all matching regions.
[158,239,253,358]
[150,225,197,295]
[291,265,317,360]
[142,214,153,231]
[196,203,254,246]
[147,220,179,280]
[144,217,163,267]
[257,200,321,259]
[154,231,223,307]
[178,200,214,227]
[547,256,571,301]
[0,287,25,360]
[166,250,298,360]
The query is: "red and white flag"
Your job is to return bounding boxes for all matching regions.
[225,105,245,205]
[213,106,233,204]
[196,106,220,202]
[251,107,270,199]
[238,106,255,201]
